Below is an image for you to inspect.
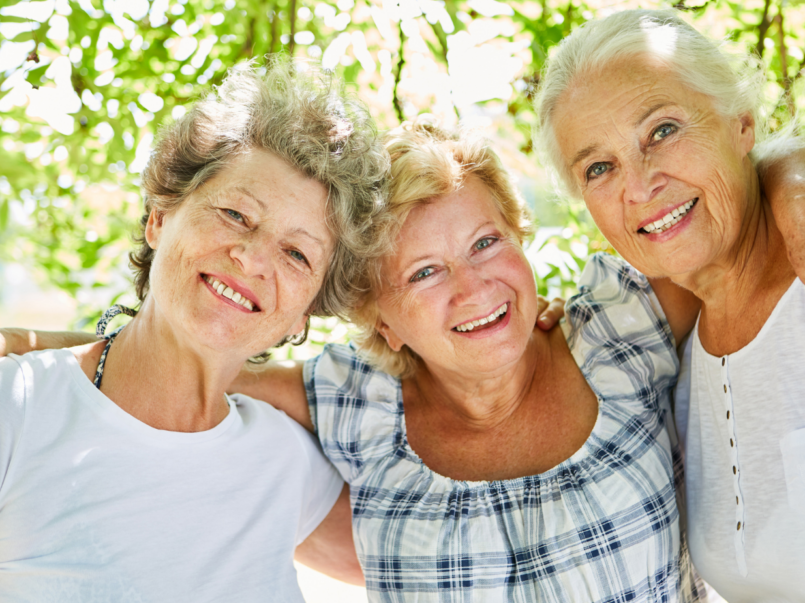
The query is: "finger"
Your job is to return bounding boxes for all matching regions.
[536,297,566,330]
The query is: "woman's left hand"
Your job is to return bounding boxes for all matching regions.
[536,296,565,330]
[761,145,805,281]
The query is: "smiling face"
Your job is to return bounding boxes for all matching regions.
[553,56,757,279]
[376,175,538,377]
[145,149,333,358]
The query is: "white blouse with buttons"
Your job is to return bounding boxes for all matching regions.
[675,277,805,603]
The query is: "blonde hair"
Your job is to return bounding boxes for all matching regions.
[350,117,534,378]
[534,9,768,198]
[132,57,388,323]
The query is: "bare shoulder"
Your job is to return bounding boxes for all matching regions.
[69,340,106,382]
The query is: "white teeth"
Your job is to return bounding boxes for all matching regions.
[456,303,508,332]
[203,276,257,311]
[642,199,697,234]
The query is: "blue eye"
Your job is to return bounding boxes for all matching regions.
[586,163,609,180]
[288,249,309,265]
[226,209,245,222]
[410,266,435,282]
[475,237,497,251]
[652,123,676,141]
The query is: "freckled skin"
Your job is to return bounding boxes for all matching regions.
[146,149,333,358]
[374,175,598,481]
[553,57,757,281]
[376,174,539,380]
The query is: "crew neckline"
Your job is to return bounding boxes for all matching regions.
[694,277,802,363]
[54,349,239,445]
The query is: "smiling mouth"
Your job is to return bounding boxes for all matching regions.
[640,198,698,234]
[203,275,259,312]
[453,303,508,332]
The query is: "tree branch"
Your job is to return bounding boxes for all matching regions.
[392,21,406,124]
[269,1,279,56]
[288,0,297,57]
[755,0,773,59]
[775,10,795,116]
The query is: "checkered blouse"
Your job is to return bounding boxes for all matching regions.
[305,254,705,602]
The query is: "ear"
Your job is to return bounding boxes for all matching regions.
[737,112,756,157]
[144,208,165,250]
[376,319,405,352]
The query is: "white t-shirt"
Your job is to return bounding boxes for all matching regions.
[0,349,343,603]
[676,277,805,603]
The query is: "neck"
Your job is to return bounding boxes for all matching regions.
[410,334,546,432]
[99,298,243,432]
[675,175,785,302]
[672,177,796,354]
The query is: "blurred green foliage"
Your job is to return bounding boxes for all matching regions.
[1,0,803,354]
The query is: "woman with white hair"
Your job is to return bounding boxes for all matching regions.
[536,9,805,601]
[0,59,388,601]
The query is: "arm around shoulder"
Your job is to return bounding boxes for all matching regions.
[0,328,96,358]
[759,141,805,282]
[294,484,364,586]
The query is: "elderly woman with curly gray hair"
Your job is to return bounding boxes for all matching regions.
[0,59,388,601]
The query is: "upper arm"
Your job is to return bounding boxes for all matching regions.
[647,276,701,345]
[230,361,313,431]
[294,484,364,586]
[0,329,96,358]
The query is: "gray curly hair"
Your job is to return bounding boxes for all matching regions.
[131,57,389,327]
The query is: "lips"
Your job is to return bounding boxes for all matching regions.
[453,303,508,332]
[639,198,698,234]
[202,274,260,312]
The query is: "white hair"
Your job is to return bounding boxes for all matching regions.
[534,9,769,197]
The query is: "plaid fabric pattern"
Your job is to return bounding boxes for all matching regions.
[305,254,704,602]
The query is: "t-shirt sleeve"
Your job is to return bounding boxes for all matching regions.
[0,356,27,497]
[563,253,679,410]
[280,414,344,545]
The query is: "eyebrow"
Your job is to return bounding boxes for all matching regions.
[235,186,268,212]
[634,102,674,128]
[570,145,599,169]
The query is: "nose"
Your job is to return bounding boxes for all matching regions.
[449,261,490,307]
[229,235,275,280]
[621,156,667,204]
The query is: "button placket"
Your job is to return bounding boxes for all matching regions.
[722,355,747,576]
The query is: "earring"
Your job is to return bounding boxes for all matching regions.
[288,317,310,346]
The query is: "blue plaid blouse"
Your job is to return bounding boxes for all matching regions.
[305,254,704,602]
